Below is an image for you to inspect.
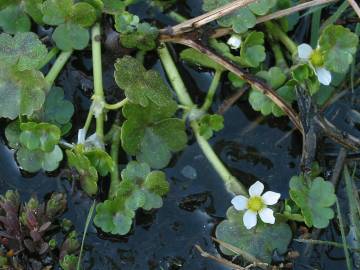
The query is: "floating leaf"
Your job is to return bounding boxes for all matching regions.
[70,2,97,28]
[216,207,292,263]
[42,0,73,25]
[248,0,277,15]
[52,23,90,51]
[84,148,114,176]
[289,175,336,228]
[198,114,224,140]
[0,32,47,71]
[0,5,30,34]
[17,145,63,172]
[114,56,174,107]
[121,101,187,169]
[180,48,225,71]
[19,122,61,152]
[102,0,128,14]
[0,63,45,119]
[319,24,359,73]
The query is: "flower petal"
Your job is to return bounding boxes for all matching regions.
[315,67,332,85]
[261,191,281,205]
[297,43,313,60]
[249,181,264,196]
[259,207,275,224]
[231,195,248,211]
[227,35,242,50]
[243,209,257,229]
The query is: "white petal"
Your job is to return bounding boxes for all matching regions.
[243,210,257,229]
[259,207,275,224]
[297,43,313,60]
[261,191,281,205]
[227,35,242,50]
[249,181,264,196]
[77,128,86,144]
[315,67,332,85]
[231,195,248,211]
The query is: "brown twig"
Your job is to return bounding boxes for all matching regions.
[160,0,259,36]
[194,245,245,270]
[347,0,360,18]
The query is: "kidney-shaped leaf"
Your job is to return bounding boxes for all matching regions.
[216,207,292,263]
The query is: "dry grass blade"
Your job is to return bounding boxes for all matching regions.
[160,0,259,36]
[347,0,360,18]
[194,245,245,270]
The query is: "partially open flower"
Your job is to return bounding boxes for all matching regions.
[297,43,332,86]
[231,181,280,229]
[227,35,242,50]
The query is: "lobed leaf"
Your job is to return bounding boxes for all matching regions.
[0,5,31,34]
[52,23,90,51]
[198,114,224,140]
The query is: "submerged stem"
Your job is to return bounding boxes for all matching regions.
[158,44,247,195]
[91,23,105,140]
[45,50,73,88]
[201,70,223,112]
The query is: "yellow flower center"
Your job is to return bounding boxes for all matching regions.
[310,50,324,67]
[247,196,264,212]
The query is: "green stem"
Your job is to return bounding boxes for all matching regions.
[168,10,187,23]
[158,44,247,195]
[136,50,146,64]
[270,42,288,70]
[82,109,94,138]
[265,21,297,55]
[91,23,105,140]
[104,98,128,110]
[201,70,223,112]
[45,50,73,88]
[310,8,322,47]
[109,125,121,198]
[38,47,59,69]
[321,1,349,31]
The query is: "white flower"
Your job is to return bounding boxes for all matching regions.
[227,35,242,50]
[297,43,332,86]
[231,181,280,230]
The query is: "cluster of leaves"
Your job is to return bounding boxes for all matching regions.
[198,114,224,140]
[114,56,187,169]
[114,11,159,51]
[94,161,170,235]
[216,206,292,263]
[0,190,80,269]
[292,24,359,95]
[249,67,296,117]
[66,144,114,196]
[289,174,337,228]
[203,0,277,33]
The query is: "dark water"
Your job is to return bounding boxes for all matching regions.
[0,1,357,269]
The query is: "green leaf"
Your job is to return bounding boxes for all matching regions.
[319,24,359,73]
[66,146,98,196]
[84,149,114,176]
[19,122,61,152]
[198,114,224,140]
[180,48,225,71]
[114,56,174,107]
[143,171,169,196]
[0,32,47,71]
[0,5,31,34]
[0,63,46,119]
[239,31,266,68]
[203,0,257,33]
[248,0,277,15]
[60,254,78,270]
[70,2,96,28]
[228,72,246,88]
[249,67,295,117]
[0,0,14,10]
[17,145,63,172]
[24,0,44,24]
[102,0,127,14]
[119,22,159,51]
[216,207,292,263]
[41,87,74,126]
[114,12,139,33]
[289,175,337,228]
[121,101,187,169]
[5,120,21,149]
[42,0,73,25]
[52,23,90,51]
[94,197,135,235]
